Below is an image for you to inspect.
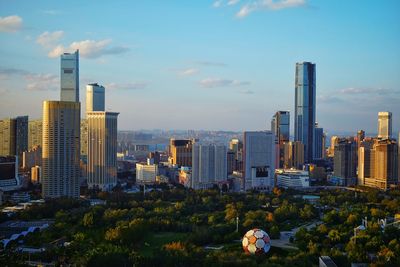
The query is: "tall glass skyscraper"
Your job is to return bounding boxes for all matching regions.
[60,50,79,102]
[294,62,316,163]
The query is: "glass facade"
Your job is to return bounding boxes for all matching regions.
[294,62,316,163]
[60,50,79,102]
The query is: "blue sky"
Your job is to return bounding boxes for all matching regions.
[0,0,399,135]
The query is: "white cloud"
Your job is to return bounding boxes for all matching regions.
[36,31,64,47]
[179,68,199,76]
[340,87,400,95]
[105,82,147,90]
[0,15,23,32]
[213,0,240,8]
[213,1,223,8]
[228,0,240,6]
[236,0,306,18]
[47,39,129,58]
[199,78,250,88]
[24,73,58,91]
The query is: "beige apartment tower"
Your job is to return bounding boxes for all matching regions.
[0,118,16,156]
[42,101,81,198]
[87,112,119,191]
[358,138,398,190]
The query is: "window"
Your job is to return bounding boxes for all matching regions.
[63,69,73,74]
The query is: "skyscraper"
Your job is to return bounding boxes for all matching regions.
[42,50,81,198]
[333,138,357,186]
[359,138,398,190]
[86,83,105,114]
[87,111,119,191]
[294,62,316,163]
[243,131,275,190]
[271,111,290,144]
[42,101,81,198]
[0,118,16,156]
[60,50,79,102]
[271,111,290,168]
[191,143,227,189]
[0,116,28,158]
[314,123,324,159]
[378,111,392,139]
[15,116,28,158]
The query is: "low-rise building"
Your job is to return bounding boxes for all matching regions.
[136,163,158,184]
[275,169,310,188]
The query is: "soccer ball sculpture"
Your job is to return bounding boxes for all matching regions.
[242,228,271,254]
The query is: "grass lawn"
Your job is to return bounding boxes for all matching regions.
[140,232,187,257]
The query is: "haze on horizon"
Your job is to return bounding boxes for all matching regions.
[0,0,399,134]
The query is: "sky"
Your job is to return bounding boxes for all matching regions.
[0,0,399,135]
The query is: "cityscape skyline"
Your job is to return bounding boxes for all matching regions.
[1,1,399,133]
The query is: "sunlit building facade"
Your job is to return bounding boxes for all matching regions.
[87,111,119,191]
[42,101,81,198]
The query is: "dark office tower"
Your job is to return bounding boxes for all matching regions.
[15,116,28,158]
[294,62,316,163]
[271,111,290,144]
[333,139,357,186]
[0,116,28,159]
[227,150,235,175]
[271,111,290,168]
[313,123,324,160]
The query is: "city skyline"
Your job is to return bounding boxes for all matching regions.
[0,0,399,133]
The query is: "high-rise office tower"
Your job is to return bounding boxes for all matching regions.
[15,116,28,158]
[60,50,79,102]
[283,141,304,169]
[314,123,324,159]
[333,139,357,186]
[271,111,290,144]
[0,118,16,156]
[87,111,119,191]
[294,62,316,163]
[0,116,28,158]
[169,139,194,167]
[227,150,235,175]
[378,111,392,139]
[271,111,290,168]
[243,131,275,190]
[86,83,105,114]
[28,119,43,150]
[42,101,81,198]
[191,143,227,189]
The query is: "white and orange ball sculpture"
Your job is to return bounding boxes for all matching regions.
[242,228,271,255]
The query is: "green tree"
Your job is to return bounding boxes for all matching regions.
[83,212,94,227]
